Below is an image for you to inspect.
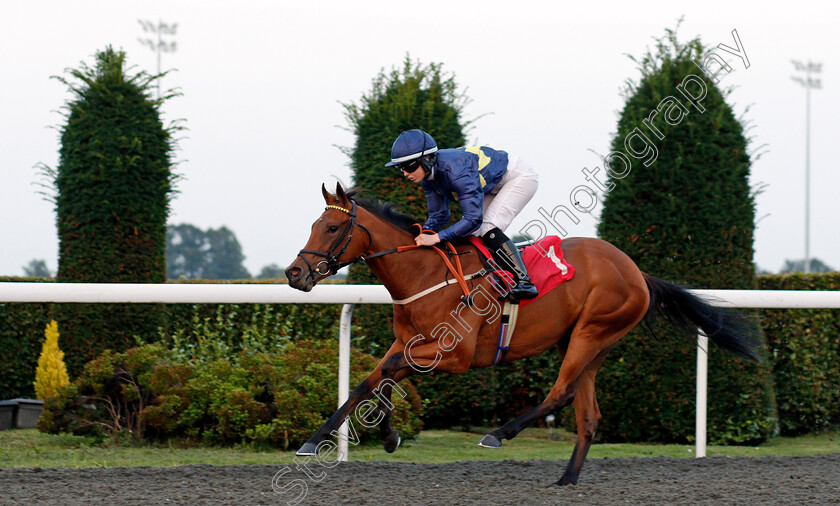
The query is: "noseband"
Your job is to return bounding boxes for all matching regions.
[297,200,372,279]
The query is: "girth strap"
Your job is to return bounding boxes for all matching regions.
[493,300,521,365]
[392,269,486,305]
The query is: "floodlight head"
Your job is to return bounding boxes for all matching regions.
[138,19,156,33]
[160,23,178,35]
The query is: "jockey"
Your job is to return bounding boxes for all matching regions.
[385,129,539,300]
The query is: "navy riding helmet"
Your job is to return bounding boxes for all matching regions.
[385,129,438,172]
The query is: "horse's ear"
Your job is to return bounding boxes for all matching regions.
[335,182,349,205]
[322,183,336,204]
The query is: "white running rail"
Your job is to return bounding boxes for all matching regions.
[2,282,838,460]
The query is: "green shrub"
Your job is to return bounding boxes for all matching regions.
[39,340,423,448]
[159,299,342,354]
[38,344,168,439]
[245,340,423,450]
[156,304,293,364]
[759,272,840,435]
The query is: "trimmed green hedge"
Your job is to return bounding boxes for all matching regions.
[52,48,178,377]
[758,272,840,435]
[412,350,566,430]
[590,29,777,444]
[0,278,54,399]
[4,275,838,440]
[0,278,341,401]
[583,324,776,444]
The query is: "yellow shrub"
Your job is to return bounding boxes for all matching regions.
[34,320,70,400]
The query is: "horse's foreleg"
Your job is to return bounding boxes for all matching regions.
[295,362,386,456]
[477,385,576,450]
[374,353,413,453]
[297,338,421,457]
[374,333,476,452]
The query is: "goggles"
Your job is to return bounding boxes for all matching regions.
[397,159,423,173]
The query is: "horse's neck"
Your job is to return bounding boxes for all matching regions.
[361,220,441,300]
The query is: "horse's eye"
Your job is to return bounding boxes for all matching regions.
[328,225,339,233]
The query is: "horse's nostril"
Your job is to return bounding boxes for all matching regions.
[288,267,302,278]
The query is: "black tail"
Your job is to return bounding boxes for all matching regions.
[642,274,761,361]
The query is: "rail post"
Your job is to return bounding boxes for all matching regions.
[337,303,355,462]
[696,331,708,458]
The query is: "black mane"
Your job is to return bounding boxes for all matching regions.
[346,190,420,235]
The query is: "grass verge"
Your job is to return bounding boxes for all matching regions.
[1,428,837,469]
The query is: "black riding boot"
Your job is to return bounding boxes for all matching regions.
[482,228,539,300]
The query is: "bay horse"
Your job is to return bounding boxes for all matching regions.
[284,183,760,486]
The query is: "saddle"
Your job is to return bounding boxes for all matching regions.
[466,236,575,307]
[466,236,575,364]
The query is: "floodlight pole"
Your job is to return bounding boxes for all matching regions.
[790,60,822,273]
[138,19,178,100]
[156,22,162,92]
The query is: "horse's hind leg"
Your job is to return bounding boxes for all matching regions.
[478,338,611,449]
[479,309,639,485]
[557,362,603,486]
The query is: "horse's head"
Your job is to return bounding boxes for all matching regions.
[285,183,371,291]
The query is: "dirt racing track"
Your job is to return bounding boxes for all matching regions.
[2,454,839,505]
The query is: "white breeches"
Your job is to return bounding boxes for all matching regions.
[474,154,539,237]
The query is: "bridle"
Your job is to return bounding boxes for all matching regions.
[295,198,478,304]
[296,200,373,279]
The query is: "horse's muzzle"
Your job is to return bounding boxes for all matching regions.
[285,264,314,292]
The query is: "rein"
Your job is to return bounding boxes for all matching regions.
[365,239,474,301]
[296,200,476,303]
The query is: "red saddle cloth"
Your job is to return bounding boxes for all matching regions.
[468,236,575,307]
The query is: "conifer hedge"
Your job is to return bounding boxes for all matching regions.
[0,277,53,399]
[50,48,179,375]
[592,29,776,443]
[759,272,840,435]
[340,57,470,356]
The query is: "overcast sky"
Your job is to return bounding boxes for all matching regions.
[2,0,838,279]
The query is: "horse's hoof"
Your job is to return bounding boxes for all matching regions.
[296,442,318,456]
[384,430,401,453]
[384,435,401,453]
[553,475,577,487]
[478,434,502,448]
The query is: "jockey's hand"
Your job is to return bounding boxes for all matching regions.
[415,232,441,247]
